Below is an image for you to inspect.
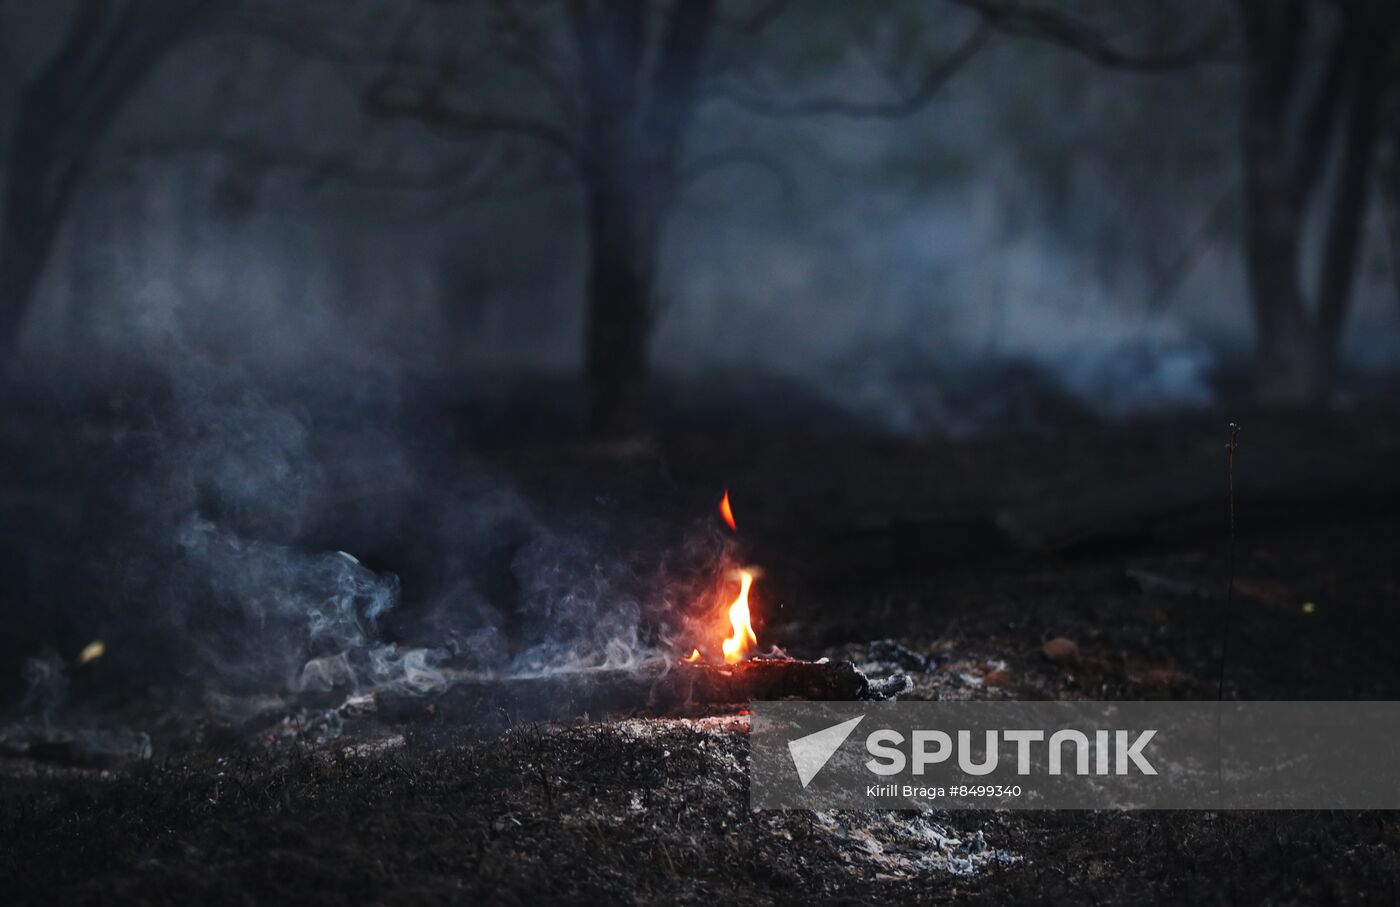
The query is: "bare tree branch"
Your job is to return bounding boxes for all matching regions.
[704,21,989,118]
[485,2,580,129]
[643,0,716,175]
[361,74,578,159]
[678,147,794,196]
[714,0,790,36]
[213,4,438,71]
[109,133,527,196]
[951,0,1230,71]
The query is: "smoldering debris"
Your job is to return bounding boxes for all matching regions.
[362,656,907,728]
[0,723,151,769]
[165,524,451,712]
[239,654,913,752]
[2,652,153,768]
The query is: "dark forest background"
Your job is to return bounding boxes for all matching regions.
[2,0,1400,703]
[2,0,1398,432]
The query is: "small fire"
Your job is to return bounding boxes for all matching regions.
[719,490,736,531]
[684,648,702,663]
[721,569,758,663]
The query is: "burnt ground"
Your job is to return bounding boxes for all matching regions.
[4,407,1400,904]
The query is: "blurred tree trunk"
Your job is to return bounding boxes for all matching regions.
[1384,172,1400,314]
[572,0,713,436]
[0,11,92,365]
[0,1,208,371]
[0,138,63,362]
[958,0,1396,406]
[1237,0,1391,405]
[361,0,975,435]
[581,180,658,437]
[1238,0,1316,403]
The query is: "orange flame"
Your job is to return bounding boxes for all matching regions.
[683,648,702,663]
[718,490,736,531]
[721,569,758,663]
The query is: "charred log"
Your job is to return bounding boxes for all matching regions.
[372,658,900,726]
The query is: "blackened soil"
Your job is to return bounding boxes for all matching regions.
[3,720,1398,905]
[4,409,1400,904]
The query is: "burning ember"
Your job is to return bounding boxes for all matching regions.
[684,648,702,663]
[721,569,759,663]
[718,489,737,531]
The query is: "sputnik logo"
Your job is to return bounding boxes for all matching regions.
[787,715,864,788]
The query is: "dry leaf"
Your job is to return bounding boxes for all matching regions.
[1042,636,1079,665]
